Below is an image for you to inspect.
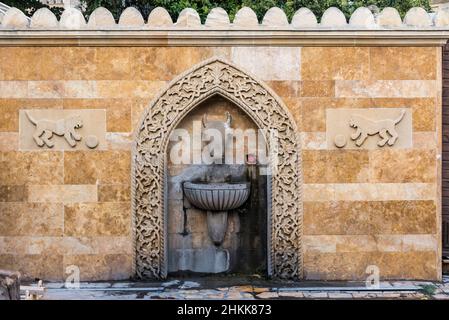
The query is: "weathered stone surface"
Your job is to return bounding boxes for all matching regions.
[98,184,130,202]
[0,254,63,281]
[403,7,431,27]
[30,8,58,28]
[59,8,86,29]
[231,47,300,80]
[302,150,369,183]
[291,8,317,28]
[118,7,145,26]
[96,80,166,98]
[63,254,132,281]
[304,183,436,202]
[0,203,63,236]
[262,7,288,27]
[335,80,437,98]
[0,270,20,300]
[28,185,97,203]
[304,251,438,280]
[376,7,402,27]
[64,151,130,184]
[370,47,437,80]
[205,7,230,27]
[304,200,436,235]
[176,8,201,27]
[1,7,28,28]
[349,7,375,27]
[320,7,347,27]
[0,133,18,151]
[147,7,173,27]
[301,47,369,80]
[0,185,27,202]
[370,149,436,183]
[0,151,63,185]
[233,7,258,27]
[87,7,115,28]
[64,202,130,236]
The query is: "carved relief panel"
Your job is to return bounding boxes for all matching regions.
[19,109,106,151]
[326,108,412,150]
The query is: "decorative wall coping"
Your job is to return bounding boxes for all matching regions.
[1,6,449,46]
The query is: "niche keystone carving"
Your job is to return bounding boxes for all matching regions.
[19,109,106,151]
[327,108,412,150]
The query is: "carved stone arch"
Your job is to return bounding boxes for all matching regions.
[132,57,303,279]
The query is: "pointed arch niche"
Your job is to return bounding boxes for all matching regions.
[132,58,303,279]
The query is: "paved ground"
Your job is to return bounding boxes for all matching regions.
[27,275,449,300]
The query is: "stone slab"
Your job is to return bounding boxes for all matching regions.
[326,108,412,150]
[19,109,106,151]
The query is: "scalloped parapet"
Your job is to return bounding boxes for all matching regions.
[2,6,449,29]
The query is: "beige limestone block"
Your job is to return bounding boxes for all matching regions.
[413,132,437,149]
[28,81,63,99]
[0,254,63,281]
[434,9,449,26]
[0,132,18,151]
[63,254,132,281]
[262,7,288,27]
[64,202,131,237]
[59,8,86,29]
[376,7,402,27]
[0,236,132,255]
[320,7,347,27]
[370,149,436,183]
[231,47,300,80]
[176,8,201,27]
[326,108,412,150]
[28,185,97,203]
[301,47,369,80]
[205,7,230,27]
[64,150,130,185]
[118,7,144,27]
[0,185,27,202]
[19,109,106,151]
[291,8,317,28]
[233,7,258,27]
[404,7,431,27]
[30,8,58,28]
[0,151,63,185]
[106,132,133,150]
[349,7,375,27]
[0,81,27,98]
[300,132,326,150]
[147,7,173,27]
[335,80,437,98]
[96,80,166,99]
[1,7,29,28]
[0,203,63,236]
[87,7,116,28]
[63,80,97,98]
[98,184,130,202]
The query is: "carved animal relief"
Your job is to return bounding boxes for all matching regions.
[19,110,106,151]
[326,108,412,150]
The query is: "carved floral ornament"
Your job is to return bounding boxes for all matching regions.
[132,58,303,279]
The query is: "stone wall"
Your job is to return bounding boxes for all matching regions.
[0,44,442,280]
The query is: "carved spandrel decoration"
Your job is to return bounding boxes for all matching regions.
[19,109,106,151]
[132,58,303,280]
[326,108,412,150]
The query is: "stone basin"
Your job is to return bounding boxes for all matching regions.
[183,182,250,212]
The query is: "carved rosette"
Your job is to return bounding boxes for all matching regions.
[132,58,303,279]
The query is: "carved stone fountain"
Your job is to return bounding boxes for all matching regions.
[184,182,250,245]
[183,112,251,246]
